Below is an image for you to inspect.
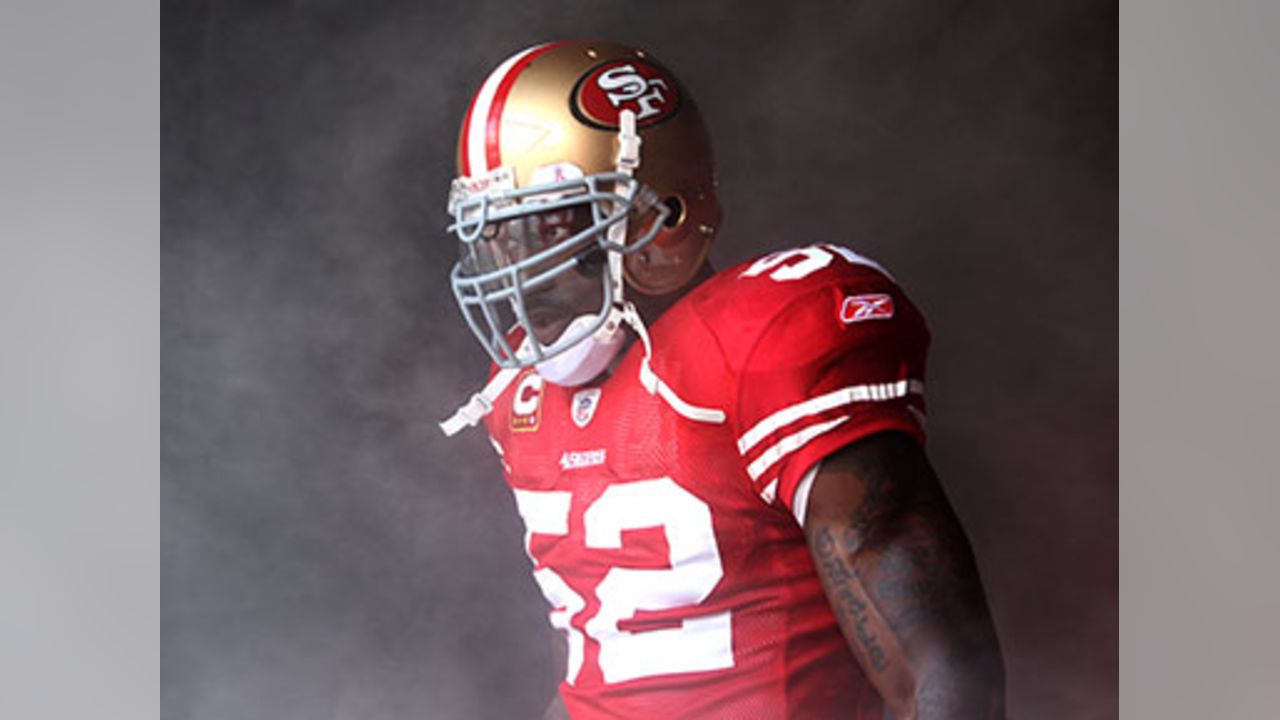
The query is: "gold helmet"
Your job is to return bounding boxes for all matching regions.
[446,40,719,379]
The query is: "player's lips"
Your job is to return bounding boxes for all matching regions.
[523,271,603,346]
[525,302,574,345]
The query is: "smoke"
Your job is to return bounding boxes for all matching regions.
[163,1,1116,718]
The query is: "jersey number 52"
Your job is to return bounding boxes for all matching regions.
[513,478,733,685]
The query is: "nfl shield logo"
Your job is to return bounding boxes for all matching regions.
[571,388,602,428]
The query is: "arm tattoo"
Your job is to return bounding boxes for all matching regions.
[811,526,889,672]
[836,435,992,642]
[873,540,974,635]
[805,433,1006,719]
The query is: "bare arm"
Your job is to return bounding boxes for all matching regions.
[804,432,1005,719]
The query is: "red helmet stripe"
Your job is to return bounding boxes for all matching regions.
[483,41,565,172]
[458,86,481,177]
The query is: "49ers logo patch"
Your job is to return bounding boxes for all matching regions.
[571,59,681,130]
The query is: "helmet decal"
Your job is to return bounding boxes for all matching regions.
[529,161,585,186]
[570,60,682,130]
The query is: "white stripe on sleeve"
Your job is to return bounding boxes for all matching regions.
[737,379,924,455]
[746,415,850,481]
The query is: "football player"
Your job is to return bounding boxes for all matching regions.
[440,40,1005,720]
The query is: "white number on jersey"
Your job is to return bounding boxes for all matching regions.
[513,479,733,685]
[512,490,586,683]
[740,243,891,282]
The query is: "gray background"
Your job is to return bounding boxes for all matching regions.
[1119,1,1280,717]
[162,1,1115,719]
[1,1,157,720]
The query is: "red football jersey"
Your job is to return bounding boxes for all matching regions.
[483,244,930,719]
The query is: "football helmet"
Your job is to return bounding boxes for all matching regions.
[446,40,720,384]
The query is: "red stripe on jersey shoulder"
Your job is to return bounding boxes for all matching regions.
[484,42,566,172]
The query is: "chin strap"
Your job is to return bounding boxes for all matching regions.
[440,335,531,437]
[608,109,638,310]
[439,365,521,437]
[620,303,726,425]
[609,111,721,424]
[438,307,726,437]
[616,109,641,174]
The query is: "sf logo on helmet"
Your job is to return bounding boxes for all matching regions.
[573,59,681,129]
[598,65,669,120]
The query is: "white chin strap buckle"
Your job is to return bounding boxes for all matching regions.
[616,109,640,174]
[439,366,519,437]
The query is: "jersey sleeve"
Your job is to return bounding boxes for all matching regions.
[730,264,930,522]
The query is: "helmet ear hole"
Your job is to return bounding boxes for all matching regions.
[662,196,685,228]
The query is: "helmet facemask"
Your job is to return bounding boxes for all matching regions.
[448,169,669,379]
